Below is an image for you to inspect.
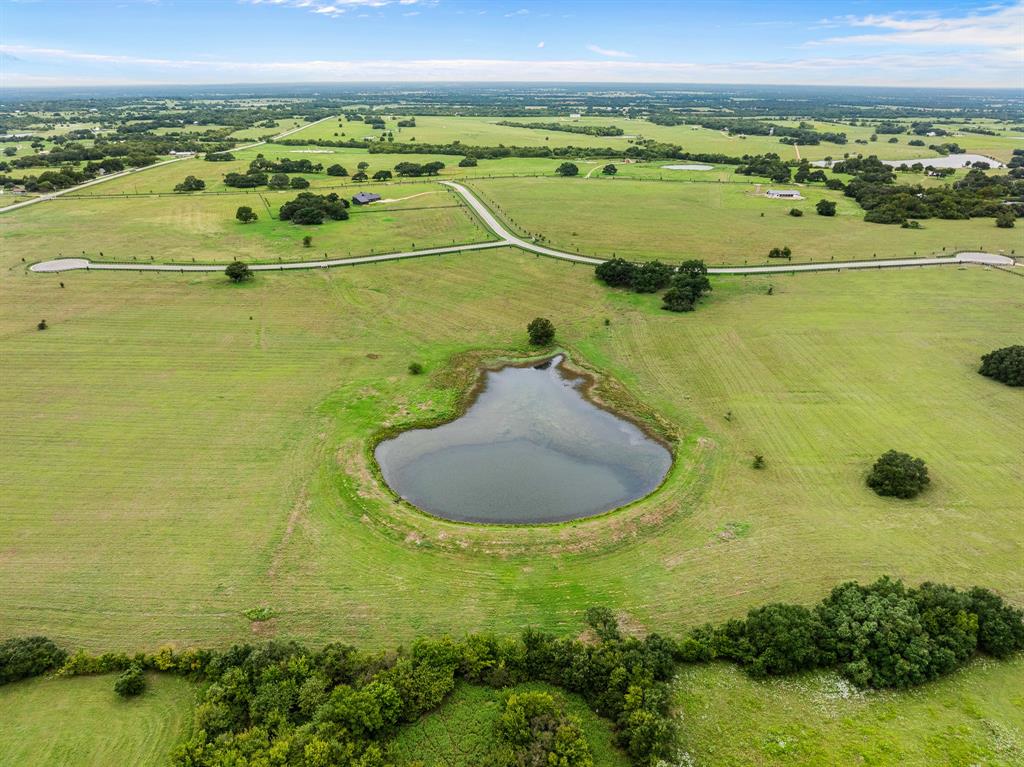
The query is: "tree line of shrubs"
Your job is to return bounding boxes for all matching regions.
[4,574,1023,762]
[2,579,1020,764]
[494,120,625,137]
[596,258,712,313]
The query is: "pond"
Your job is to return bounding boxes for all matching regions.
[374,355,672,524]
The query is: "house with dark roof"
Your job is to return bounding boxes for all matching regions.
[352,192,381,205]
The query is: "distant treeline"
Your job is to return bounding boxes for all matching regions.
[648,114,848,145]
[494,120,625,136]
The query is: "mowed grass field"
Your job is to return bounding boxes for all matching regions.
[675,658,1024,766]
[390,682,630,767]
[0,673,194,766]
[5,182,489,264]
[1,241,1021,651]
[467,176,1021,264]
[291,115,950,163]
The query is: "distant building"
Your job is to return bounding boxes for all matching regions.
[352,192,381,205]
[766,189,802,199]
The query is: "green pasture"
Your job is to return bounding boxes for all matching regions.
[675,658,1024,766]
[5,182,487,264]
[467,176,1020,264]
[1,240,1020,650]
[0,673,194,767]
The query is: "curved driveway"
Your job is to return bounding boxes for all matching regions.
[27,179,1018,275]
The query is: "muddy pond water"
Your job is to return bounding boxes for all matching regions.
[374,356,672,524]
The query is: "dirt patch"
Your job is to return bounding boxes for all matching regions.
[366,353,381,359]
[250,617,278,637]
[337,439,388,502]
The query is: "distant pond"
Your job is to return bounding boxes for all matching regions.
[374,355,672,524]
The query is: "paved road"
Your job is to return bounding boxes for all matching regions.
[0,116,336,215]
[27,180,1018,275]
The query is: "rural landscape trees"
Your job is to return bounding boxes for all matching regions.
[527,317,555,346]
[235,206,258,224]
[225,261,252,282]
[866,450,930,498]
[979,345,1024,386]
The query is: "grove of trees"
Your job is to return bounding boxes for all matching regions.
[979,345,1024,386]
[595,259,711,313]
[279,192,350,225]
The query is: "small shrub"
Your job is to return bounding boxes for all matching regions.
[866,450,930,499]
[752,454,765,469]
[816,200,837,216]
[302,235,313,247]
[527,317,555,346]
[225,261,252,283]
[458,157,477,167]
[114,664,146,698]
[602,164,617,175]
[788,207,803,217]
[244,607,274,622]
[979,345,1024,386]
[768,246,792,259]
[995,209,1015,228]
[584,606,621,642]
[37,319,47,331]
[408,361,424,375]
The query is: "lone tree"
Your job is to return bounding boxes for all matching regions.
[866,450,930,499]
[173,175,206,193]
[458,156,477,167]
[225,261,252,283]
[326,164,348,177]
[602,164,618,175]
[268,173,290,190]
[995,209,1016,228]
[351,171,368,182]
[556,162,579,177]
[789,207,803,217]
[979,345,1024,386]
[372,170,393,181]
[816,200,837,217]
[289,176,310,189]
[114,664,146,698]
[235,206,258,224]
[527,317,555,346]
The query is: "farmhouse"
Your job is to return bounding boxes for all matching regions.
[352,192,381,205]
[766,189,803,200]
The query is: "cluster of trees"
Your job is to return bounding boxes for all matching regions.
[249,156,323,174]
[595,259,712,312]
[224,171,269,189]
[734,154,791,183]
[697,577,1023,689]
[979,345,1024,387]
[495,120,625,137]
[495,692,592,767]
[830,157,1024,225]
[173,175,206,192]
[393,161,445,177]
[866,450,930,498]
[0,636,66,684]
[279,192,350,225]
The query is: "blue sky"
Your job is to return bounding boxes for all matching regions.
[1,0,1021,88]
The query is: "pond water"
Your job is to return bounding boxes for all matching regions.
[374,356,672,524]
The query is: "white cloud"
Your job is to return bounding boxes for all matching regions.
[240,0,418,17]
[2,44,1020,87]
[537,41,544,48]
[504,8,528,16]
[810,1,1024,48]
[586,44,634,58]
